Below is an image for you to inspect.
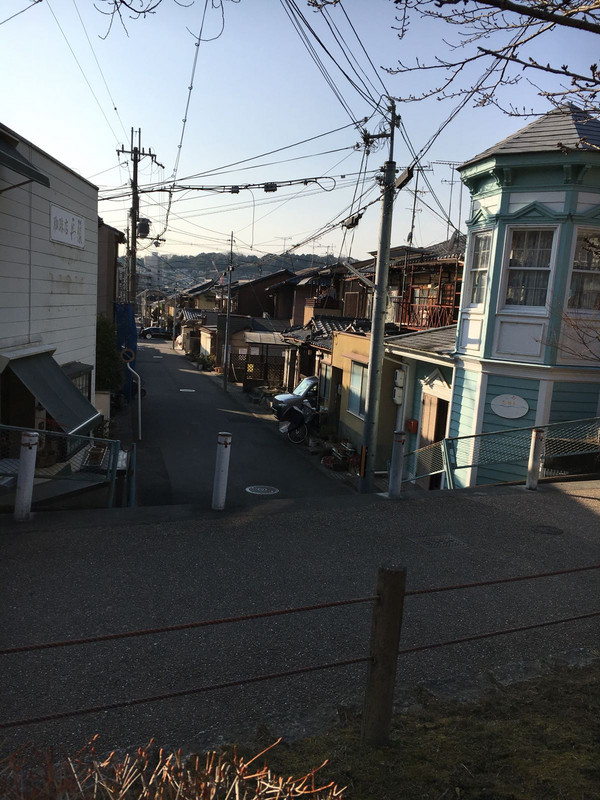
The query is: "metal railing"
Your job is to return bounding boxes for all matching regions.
[389,298,455,329]
[0,424,121,508]
[403,416,600,489]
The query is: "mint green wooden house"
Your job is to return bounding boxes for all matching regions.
[448,106,600,486]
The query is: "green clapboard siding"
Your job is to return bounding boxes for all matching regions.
[449,368,478,439]
[549,382,600,423]
[477,374,539,485]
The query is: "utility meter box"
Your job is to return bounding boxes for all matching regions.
[393,386,404,405]
[394,368,405,387]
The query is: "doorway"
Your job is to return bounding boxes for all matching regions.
[417,393,449,490]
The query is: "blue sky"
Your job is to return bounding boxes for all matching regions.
[2,0,596,262]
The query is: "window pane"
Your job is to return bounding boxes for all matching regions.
[568,271,600,310]
[573,230,600,270]
[509,229,553,269]
[472,232,491,270]
[505,269,549,306]
[470,271,487,304]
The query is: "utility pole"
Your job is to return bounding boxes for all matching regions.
[223,232,234,393]
[118,129,163,304]
[359,100,412,493]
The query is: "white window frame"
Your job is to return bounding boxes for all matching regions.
[565,226,600,314]
[465,229,493,309]
[348,361,368,419]
[499,225,559,316]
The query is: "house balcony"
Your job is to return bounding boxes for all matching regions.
[392,299,455,330]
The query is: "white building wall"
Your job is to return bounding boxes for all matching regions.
[0,129,98,383]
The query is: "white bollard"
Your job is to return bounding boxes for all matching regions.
[526,427,546,491]
[211,431,232,510]
[387,430,406,499]
[14,431,39,521]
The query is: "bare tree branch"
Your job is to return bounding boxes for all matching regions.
[390,0,600,115]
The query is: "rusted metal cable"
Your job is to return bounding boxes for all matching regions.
[404,563,600,597]
[0,656,371,729]
[0,596,377,657]
[398,610,600,656]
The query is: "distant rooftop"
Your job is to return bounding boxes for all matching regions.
[460,105,600,169]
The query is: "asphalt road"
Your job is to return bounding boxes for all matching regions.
[1,479,599,758]
[131,341,351,507]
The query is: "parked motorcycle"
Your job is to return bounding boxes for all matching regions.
[278,399,319,444]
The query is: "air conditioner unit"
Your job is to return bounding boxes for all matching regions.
[394,368,405,388]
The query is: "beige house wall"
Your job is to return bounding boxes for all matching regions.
[330,330,398,470]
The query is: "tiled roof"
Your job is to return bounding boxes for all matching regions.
[460,105,600,168]
[385,324,457,356]
[180,309,218,325]
[281,316,371,351]
[181,308,207,322]
[184,279,217,296]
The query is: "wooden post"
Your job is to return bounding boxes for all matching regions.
[361,566,407,747]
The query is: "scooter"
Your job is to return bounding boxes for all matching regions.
[278,399,319,444]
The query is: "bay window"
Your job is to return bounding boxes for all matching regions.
[505,228,555,308]
[568,228,600,311]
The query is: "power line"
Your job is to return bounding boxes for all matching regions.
[70,0,129,142]
[282,0,381,113]
[130,120,366,190]
[337,2,390,98]
[320,6,382,108]
[170,0,210,180]
[280,0,360,122]
[45,0,121,145]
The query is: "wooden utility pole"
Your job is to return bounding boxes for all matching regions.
[118,129,163,303]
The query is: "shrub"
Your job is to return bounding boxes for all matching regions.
[96,315,125,393]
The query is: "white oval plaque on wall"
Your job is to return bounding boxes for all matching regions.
[491,394,529,419]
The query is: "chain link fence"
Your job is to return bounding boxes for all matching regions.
[402,416,600,488]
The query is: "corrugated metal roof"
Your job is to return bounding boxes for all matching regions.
[460,105,600,169]
[244,331,286,346]
[386,325,457,356]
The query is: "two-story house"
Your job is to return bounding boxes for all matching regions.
[385,105,600,487]
[0,123,102,436]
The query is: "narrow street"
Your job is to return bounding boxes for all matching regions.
[132,341,351,507]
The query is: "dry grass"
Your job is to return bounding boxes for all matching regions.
[0,738,343,800]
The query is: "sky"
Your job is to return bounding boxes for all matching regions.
[2,0,598,264]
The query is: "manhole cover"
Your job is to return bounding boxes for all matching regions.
[245,485,280,495]
[409,535,466,550]
[532,525,563,536]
